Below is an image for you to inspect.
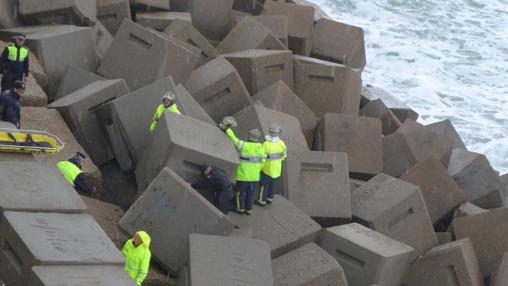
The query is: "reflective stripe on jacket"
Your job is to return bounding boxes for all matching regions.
[262,137,287,178]
[56,160,82,186]
[226,128,265,182]
[149,103,181,132]
[121,231,152,286]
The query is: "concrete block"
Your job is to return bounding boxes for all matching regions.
[448,148,504,208]
[228,195,321,258]
[0,0,20,29]
[404,238,485,286]
[19,0,97,25]
[435,232,453,245]
[361,85,419,122]
[282,150,350,224]
[453,202,488,219]
[189,234,273,286]
[352,174,438,260]
[262,0,314,55]
[399,157,468,224]
[0,162,86,213]
[217,17,286,54]
[230,228,254,238]
[492,252,508,286]
[28,265,136,286]
[171,0,190,12]
[91,19,114,61]
[233,103,309,151]
[273,243,348,286]
[184,56,253,122]
[360,98,401,135]
[349,178,366,192]
[316,113,382,175]
[55,66,105,100]
[0,212,123,285]
[120,168,235,273]
[311,18,366,70]
[501,173,508,198]
[321,223,414,286]
[232,0,264,14]
[97,0,132,35]
[105,124,133,171]
[174,83,215,125]
[130,0,170,10]
[425,119,467,149]
[0,152,35,163]
[49,79,130,165]
[135,112,239,190]
[21,74,48,107]
[452,208,508,277]
[235,15,288,47]
[191,0,233,41]
[294,56,362,117]
[136,11,191,31]
[289,0,331,21]
[98,19,200,89]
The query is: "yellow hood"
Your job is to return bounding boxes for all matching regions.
[136,231,151,249]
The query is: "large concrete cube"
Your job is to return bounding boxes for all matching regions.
[311,18,366,70]
[0,212,123,285]
[19,0,97,25]
[163,19,218,62]
[399,157,468,224]
[352,174,438,260]
[282,150,350,224]
[49,79,130,165]
[233,103,309,151]
[500,173,508,198]
[294,56,362,117]
[136,11,191,31]
[316,113,382,175]
[448,148,504,209]
[28,265,136,286]
[361,85,418,122]
[120,168,235,273]
[191,0,233,41]
[189,234,273,286]
[236,15,289,47]
[425,119,467,149]
[98,19,200,90]
[360,98,401,135]
[223,49,293,95]
[452,208,508,277]
[321,223,414,286]
[227,195,321,258]
[0,0,19,29]
[492,252,508,286]
[135,112,239,190]
[184,57,253,122]
[404,238,484,286]
[97,0,132,35]
[91,19,114,62]
[273,243,348,286]
[55,66,105,100]
[21,73,48,107]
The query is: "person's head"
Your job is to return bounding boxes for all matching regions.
[132,231,151,249]
[132,233,143,247]
[162,92,176,107]
[14,33,26,47]
[200,164,212,178]
[13,81,25,96]
[70,151,86,165]
[248,129,261,143]
[268,123,281,138]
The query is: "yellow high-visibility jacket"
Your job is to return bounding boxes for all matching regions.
[226,128,266,182]
[56,160,82,186]
[149,103,181,132]
[262,136,287,179]
[121,231,152,286]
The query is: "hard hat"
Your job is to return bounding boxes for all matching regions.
[248,129,261,143]
[162,91,176,101]
[268,123,281,137]
[222,116,237,128]
[13,81,25,91]
[13,33,26,40]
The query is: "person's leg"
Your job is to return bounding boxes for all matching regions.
[256,173,269,206]
[244,182,258,215]
[266,177,279,204]
[233,182,246,214]
[73,173,95,194]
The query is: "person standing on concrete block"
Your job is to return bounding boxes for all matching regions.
[220,116,266,215]
[121,231,152,286]
[149,91,181,133]
[191,165,234,214]
[256,123,287,206]
[57,152,95,195]
[0,33,29,93]
[0,80,25,128]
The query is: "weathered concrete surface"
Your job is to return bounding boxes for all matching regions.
[191,0,234,41]
[321,223,413,286]
[19,0,97,25]
[361,85,419,122]
[227,195,322,258]
[316,113,382,175]
[235,15,289,47]
[453,202,488,219]
[171,0,189,12]
[97,0,132,35]
[136,11,191,31]
[360,98,401,135]
[28,265,136,286]
[289,0,331,21]
[283,150,350,223]
[352,174,438,260]
[273,243,348,286]
[174,84,215,125]
[404,238,485,286]
[294,56,362,117]
[448,148,504,209]
[21,75,48,107]
[0,162,86,213]
[399,157,468,224]
[492,252,508,286]
[452,208,508,277]
[120,168,235,274]
[230,228,254,238]
[0,0,19,28]
[189,234,273,286]
[91,19,114,62]
[55,66,105,100]
[425,119,467,149]
[435,232,453,245]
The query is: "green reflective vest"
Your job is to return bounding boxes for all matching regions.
[262,138,287,178]
[56,161,82,186]
[121,231,152,286]
[226,128,266,182]
[7,44,28,62]
[149,103,181,132]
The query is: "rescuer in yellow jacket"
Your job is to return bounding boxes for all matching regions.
[256,124,287,206]
[56,151,95,194]
[220,117,266,215]
[149,91,181,133]
[121,231,152,286]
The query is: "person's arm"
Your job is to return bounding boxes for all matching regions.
[281,142,287,161]
[135,253,151,285]
[191,177,212,190]
[225,128,244,151]
[0,47,8,78]
[149,106,162,133]
[259,147,266,171]
[23,51,29,80]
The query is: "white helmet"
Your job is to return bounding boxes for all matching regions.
[162,91,176,101]
[268,124,281,137]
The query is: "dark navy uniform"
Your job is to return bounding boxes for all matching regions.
[191,167,234,214]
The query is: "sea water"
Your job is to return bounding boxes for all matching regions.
[309,0,508,174]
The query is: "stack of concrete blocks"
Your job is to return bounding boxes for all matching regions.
[217,17,286,53]
[435,232,454,245]
[453,202,488,219]
[28,265,136,286]
[311,19,366,70]
[0,0,19,28]
[188,234,273,286]
[97,0,132,35]
[120,168,236,274]
[228,195,322,258]
[282,150,350,226]
[19,0,97,25]
[294,55,362,118]
[135,112,239,190]
[289,0,331,21]
[492,253,508,286]
[191,0,234,42]
[232,103,309,151]
[90,20,115,62]
[184,57,253,122]
[235,15,289,47]
[361,85,419,122]
[447,148,504,208]
[262,0,314,55]
[98,19,200,90]
[399,157,468,224]
[130,0,170,11]
[320,223,414,286]
[136,11,191,31]
[232,0,264,14]
[55,66,105,100]
[452,208,508,278]
[49,79,130,165]
[403,238,485,286]
[315,113,382,175]
[360,98,402,135]
[272,243,348,286]
[426,119,467,149]
[352,174,438,260]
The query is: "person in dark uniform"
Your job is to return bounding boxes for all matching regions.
[191,165,234,214]
[0,33,29,93]
[57,152,96,194]
[0,80,24,128]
